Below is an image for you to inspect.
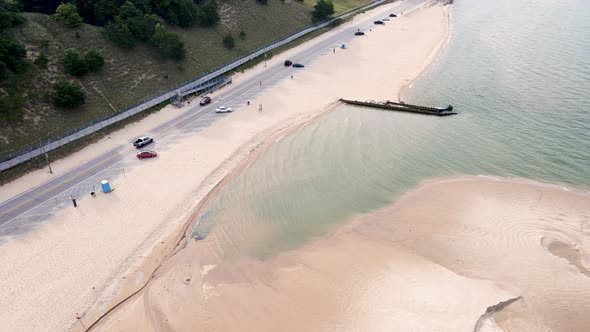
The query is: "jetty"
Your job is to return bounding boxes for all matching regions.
[339,99,457,116]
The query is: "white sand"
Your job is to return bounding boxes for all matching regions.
[0,2,450,331]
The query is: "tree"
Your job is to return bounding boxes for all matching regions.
[222,34,235,49]
[118,1,142,19]
[0,34,28,74]
[0,61,7,80]
[198,0,219,27]
[52,79,86,108]
[104,18,136,48]
[34,53,49,68]
[93,0,125,25]
[84,49,104,72]
[312,0,334,23]
[127,14,160,41]
[54,3,84,28]
[62,48,88,77]
[0,3,25,28]
[20,0,62,14]
[150,24,185,61]
[239,30,246,40]
[256,0,268,4]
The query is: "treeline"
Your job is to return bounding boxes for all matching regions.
[21,0,220,61]
[19,0,219,28]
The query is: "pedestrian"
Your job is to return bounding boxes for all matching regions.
[247,100,250,106]
[260,81,262,86]
[291,75,293,79]
[333,48,335,53]
[259,104,263,112]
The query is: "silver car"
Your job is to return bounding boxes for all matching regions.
[215,106,233,113]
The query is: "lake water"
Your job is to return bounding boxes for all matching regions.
[191,0,590,259]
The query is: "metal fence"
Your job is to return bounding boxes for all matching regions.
[0,0,388,172]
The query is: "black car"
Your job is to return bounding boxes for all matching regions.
[284,60,293,66]
[389,13,397,17]
[374,20,384,25]
[292,63,304,68]
[354,31,365,36]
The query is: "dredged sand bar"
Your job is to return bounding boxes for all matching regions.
[0,2,450,331]
[94,176,590,331]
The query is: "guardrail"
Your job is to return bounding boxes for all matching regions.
[0,0,390,172]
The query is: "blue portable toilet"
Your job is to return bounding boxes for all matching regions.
[101,180,112,193]
[341,43,346,49]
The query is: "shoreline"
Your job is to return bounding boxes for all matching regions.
[398,2,452,101]
[0,2,452,331]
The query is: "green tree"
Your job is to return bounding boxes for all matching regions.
[52,79,86,108]
[198,0,219,27]
[127,14,160,41]
[93,0,125,25]
[239,30,246,40]
[0,35,28,74]
[222,33,235,49]
[62,48,88,77]
[104,18,136,48]
[150,24,185,61]
[54,3,83,28]
[84,49,104,72]
[0,3,25,28]
[312,0,334,22]
[34,53,49,68]
[119,1,142,19]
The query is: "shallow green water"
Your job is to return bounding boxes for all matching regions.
[192,0,590,259]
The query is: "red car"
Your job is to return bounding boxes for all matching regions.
[200,96,211,106]
[137,150,157,159]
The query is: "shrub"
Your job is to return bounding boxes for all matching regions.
[0,35,28,74]
[84,49,105,72]
[0,61,7,80]
[312,0,334,22]
[0,95,24,122]
[54,3,83,28]
[222,34,235,49]
[198,0,220,27]
[104,18,136,48]
[34,53,49,68]
[150,24,185,61]
[62,48,88,77]
[256,0,268,4]
[40,37,49,47]
[239,30,246,40]
[52,79,85,108]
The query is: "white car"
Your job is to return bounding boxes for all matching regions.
[215,106,233,113]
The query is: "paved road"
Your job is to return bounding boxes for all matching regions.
[0,0,424,236]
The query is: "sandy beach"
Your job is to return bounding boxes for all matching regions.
[93,176,590,332]
[0,1,450,331]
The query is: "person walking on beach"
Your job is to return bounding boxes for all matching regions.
[259,104,263,112]
[291,75,293,79]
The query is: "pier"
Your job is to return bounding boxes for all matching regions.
[339,99,457,116]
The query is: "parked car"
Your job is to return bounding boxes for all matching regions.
[200,96,211,106]
[292,63,305,68]
[137,150,157,159]
[374,20,384,25]
[215,106,233,113]
[133,136,153,148]
[284,60,293,66]
[354,31,365,36]
[389,13,397,17]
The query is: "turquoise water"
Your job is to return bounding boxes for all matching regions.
[192,0,590,259]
